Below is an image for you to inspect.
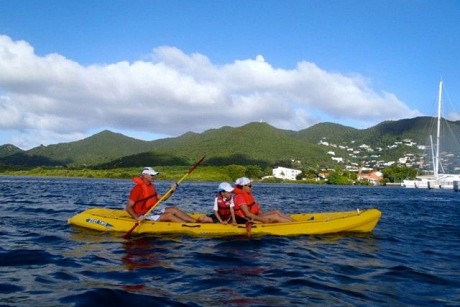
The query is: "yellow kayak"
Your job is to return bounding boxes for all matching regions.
[68,208,382,237]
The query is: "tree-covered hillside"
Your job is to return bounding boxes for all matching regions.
[1,117,459,171]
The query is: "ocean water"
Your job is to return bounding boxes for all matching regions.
[1,176,459,306]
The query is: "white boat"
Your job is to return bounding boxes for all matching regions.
[402,177,429,189]
[402,81,460,190]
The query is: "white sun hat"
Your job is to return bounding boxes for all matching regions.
[218,182,234,192]
[141,167,159,176]
[235,177,251,186]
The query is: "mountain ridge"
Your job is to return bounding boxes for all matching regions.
[1,116,459,170]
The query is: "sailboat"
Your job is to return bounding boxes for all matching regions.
[402,81,460,189]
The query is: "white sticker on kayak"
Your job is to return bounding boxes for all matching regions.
[86,218,113,229]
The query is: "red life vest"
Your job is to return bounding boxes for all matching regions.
[131,177,158,215]
[216,194,232,220]
[233,187,261,217]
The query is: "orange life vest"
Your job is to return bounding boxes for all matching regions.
[131,177,158,215]
[233,187,260,217]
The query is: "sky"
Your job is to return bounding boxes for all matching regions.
[1,0,459,150]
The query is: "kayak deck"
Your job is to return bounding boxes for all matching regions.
[68,208,382,237]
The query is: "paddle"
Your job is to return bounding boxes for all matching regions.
[124,155,206,239]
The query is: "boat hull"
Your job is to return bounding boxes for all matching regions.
[68,208,382,237]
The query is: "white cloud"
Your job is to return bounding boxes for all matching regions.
[0,35,421,149]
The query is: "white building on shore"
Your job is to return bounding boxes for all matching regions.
[272,166,302,180]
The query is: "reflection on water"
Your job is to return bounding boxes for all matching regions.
[122,238,168,271]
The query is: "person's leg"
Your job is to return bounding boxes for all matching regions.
[268,210,294,221]
[259,211,294,222]
[196,215,213,223]
[164,207,196,222]
[159,212,188,222]
[273,210,295,222]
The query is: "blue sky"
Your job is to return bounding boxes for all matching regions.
[1,0,459,149]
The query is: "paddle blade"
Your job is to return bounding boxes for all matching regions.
[188,155,206,174]
[124,222,139,239]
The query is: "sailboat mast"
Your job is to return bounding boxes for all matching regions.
[435,81,442,178]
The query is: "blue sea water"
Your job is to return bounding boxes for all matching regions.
[1,176,459,306]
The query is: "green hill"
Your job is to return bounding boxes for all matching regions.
[295,122,359,144]
[2,130,154,167]
[0,144,23,158]
[99,122,330,169]
[1,116,459,170]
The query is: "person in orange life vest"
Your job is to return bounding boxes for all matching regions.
[233,177,295,223]
[125,167,196,223]
[196,182,237,224]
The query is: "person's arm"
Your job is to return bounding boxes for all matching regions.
[229,199,237,225]
[213,198,226,224]
[125,199,144,221]
[229,207,237,225]
[125,186,145,221]
[158,183,178,201]
[240,204,270,223]
[214,210,226,224]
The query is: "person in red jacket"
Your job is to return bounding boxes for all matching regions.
[125,167,196,223]
[233,177,295,224]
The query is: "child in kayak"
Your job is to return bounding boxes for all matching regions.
[196,182,237,224]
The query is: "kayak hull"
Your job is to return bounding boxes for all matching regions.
[68,208,382,237]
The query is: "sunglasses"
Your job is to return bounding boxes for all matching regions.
[244,184,252,188]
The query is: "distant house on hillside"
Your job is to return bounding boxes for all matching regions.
[331,157,343,163]
[357,171,383,185]
[272,166,302,180]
